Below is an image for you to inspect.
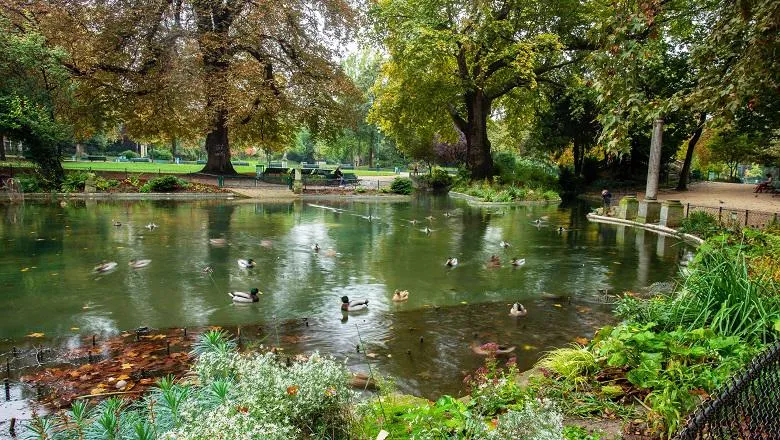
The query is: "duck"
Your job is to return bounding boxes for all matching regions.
[392,290,409,302]
[487,255,501,268]
[94,261,118,273]
[511,258,526,266]
[209,238,227,245]
[202,266,214,274]
[349,372,378,390]
[228,288,261,303]
[128,259,151,269]
[312,243,320,252]
[446,257,458,267]
[470,342,516,356]
[238,258,256,269]
[145,222,158,230]
[341,296,368,312]
[409,219,419,225]
[557,226,567,234]
[509,303,527,317]
[500,240,511,248]
[443,212,452,218]
[425,216,434,221]
[424,227,432,235]
[112,220,122,227]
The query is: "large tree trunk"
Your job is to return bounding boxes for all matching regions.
[194,1,236,175]
[0,134,6,161]
[465,92,494,179]
[171,137,177,159]
[676,112,706,191]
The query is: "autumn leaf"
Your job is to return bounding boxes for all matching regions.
[121,363,133,370]
[89,387,104,395]
[27,332,45,338]
[287,385,299,396]
[575,337,589,345]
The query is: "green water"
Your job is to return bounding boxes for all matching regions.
[0,197,690,398]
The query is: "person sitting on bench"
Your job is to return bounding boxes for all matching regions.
[333,166,344,186]
[755,174,774,193]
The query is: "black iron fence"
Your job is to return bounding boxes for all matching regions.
[675,341,780,439]
[684,203,779,229]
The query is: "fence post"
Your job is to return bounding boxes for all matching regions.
[718,206,723,223]
[745,210,749,227]
[686,203,690,218]
[4,377,9,401]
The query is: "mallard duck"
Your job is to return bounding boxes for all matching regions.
[423,227,432,234]
[409,219,418,225]
[341,296,368,312]
[94,261,118,273]
[511,258,525,266]
[557,226,567,233]
[112,220,122,227]
[470,342,516,356]
[392,290,409,302]
[229,288,260,303]
[238,258,255,268]
[446,257,458,267]
[145,222,158,230]
[209,238,227,245]
[500,240,511,248]
[425,216,435,221]
[312,243,320,252]
[509,303,527,317]
[487,255,501,268]
[443,212,452,217]
[129,259,151,269]
[349,372,378,390]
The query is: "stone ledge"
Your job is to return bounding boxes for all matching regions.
[15,192,237,201]
[586,213,704,246]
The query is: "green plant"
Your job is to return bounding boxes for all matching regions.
[149,148,174,161]
[418,168,454,191]
[563,426,605,440]
[679,211,724,239]
[139,175,189,193]
[121,149,139,159]
[389,177,413,194]
[15,174,45,192]
[536,346,598,382]
[95,176,120,191]
[61,171,92,192]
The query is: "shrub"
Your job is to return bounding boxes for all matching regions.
[150,148,174,161]
[487,400,563,440]
[95,177,119,191]
[15,174,45,192]
[121,149,138,159]
[61,171,92,193]
[140,175,189,193]
[418,168,454,191]
[678,211,724,239]
[389,177,413,195]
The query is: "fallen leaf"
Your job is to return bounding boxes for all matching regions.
[366,353,378,359]
[121,363,133,370]
[89,387,103,395]
[553,304,562,308]
[27,332,45,338]
[116,374,130,381]
[21,268,30,272]
[70,327,79,331]
[575,337,589,345]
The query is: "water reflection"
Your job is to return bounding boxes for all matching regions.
[0,197,691,397]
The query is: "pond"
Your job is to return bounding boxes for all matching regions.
[0,196,691,399]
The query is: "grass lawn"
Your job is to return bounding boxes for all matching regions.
[1,159,397,176]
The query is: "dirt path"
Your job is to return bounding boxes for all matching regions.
[644,182,779,213]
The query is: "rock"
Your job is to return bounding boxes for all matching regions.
[115,380,128,390]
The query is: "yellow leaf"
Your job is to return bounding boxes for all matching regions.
[553,304,562,308]
[26,332,45,338]
[21,268,29,272]
[70,327,80,331]
[121,363,133,370]
[90,388,104,395]
[116,374,130,381]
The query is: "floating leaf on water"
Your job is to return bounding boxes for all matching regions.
[553,304,562,308]
[366,353,378,358]
[51,273,59,276]
[613,261,622,264]
[575,337,589,345]
[460,301,468,304]
[21,268,29,272]
[522,344,537,351]
[27,332,45,338]
[70,327,79,331]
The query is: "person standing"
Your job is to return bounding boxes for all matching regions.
[601,189,612,212]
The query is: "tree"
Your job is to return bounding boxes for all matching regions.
[0,18,73,185]
[707,131,759,179]
[369,0,592,179]
[6,0,359,175]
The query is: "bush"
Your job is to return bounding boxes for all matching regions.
[177,147,202,161]
[121,149,138,159]
[418,168,453,191]
[678,211,724,239]
[95,176,120,191]
[150,148,173,161]
[139,175,189,193]
[15,174,45,192]
[61,171,92,193]
[390,177,413,195]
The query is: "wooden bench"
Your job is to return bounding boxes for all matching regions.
[130,158,151,163]
[87,155,107,162]
[231,161,250,166]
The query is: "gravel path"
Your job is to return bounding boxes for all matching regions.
[645,182,779,213]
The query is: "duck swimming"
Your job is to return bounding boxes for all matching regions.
[238,258,256,268]
[94,261,118,273]
[509,303,527,317]
[511,258,526,266]
[312,243,320,252]
[229,288,260,303]
[128,259,151,269]
[425,216,435,221]
[446,257,458,267]
[487,255,501,268]
[500,240,511,248]
[209,238,227,245]
[112,220,122,227]
[341,296,368,312]
[424,227,432,235]
[392,290,409,302]
[470,342,516,356]
[145,223,158,230]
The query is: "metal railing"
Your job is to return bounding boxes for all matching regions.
[675,341,780,439]
[684,203,779,229]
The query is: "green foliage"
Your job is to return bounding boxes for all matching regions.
[149,148,173,161]
[389,176,413,195]
[563,426,605,440]
[95,177,120,191]
[417,168,453,191]
[139,175,189,193]
[456,180,561,203]
[121,150,139,159]
[15,174,44,192]
[61,171,92,193]
[536,347,598,382]
[678,211,724,239]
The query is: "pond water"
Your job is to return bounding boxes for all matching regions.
[0,196,691,399]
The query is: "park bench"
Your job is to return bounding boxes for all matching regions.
[339,164,355,170]
[115,157,129,162]
[301,163,319,169]
[231,161,250,166]
[87,155,107,162]
[130,158,151,163]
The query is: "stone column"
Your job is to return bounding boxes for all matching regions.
[140,143,148,158]
[660,200,684,228]
[646,118,664,200]
[292,168,303,194]
[619,195,639,220]
[75,143,84,158]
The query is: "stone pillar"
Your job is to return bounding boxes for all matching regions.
[618,195,639,220]
[646,118,664,200]
[140,143,148,158]
[292,168,303,194]
[75,143,84,158]
[659,200,684,228]
[616,225,626,245]
[637,200,661,224]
